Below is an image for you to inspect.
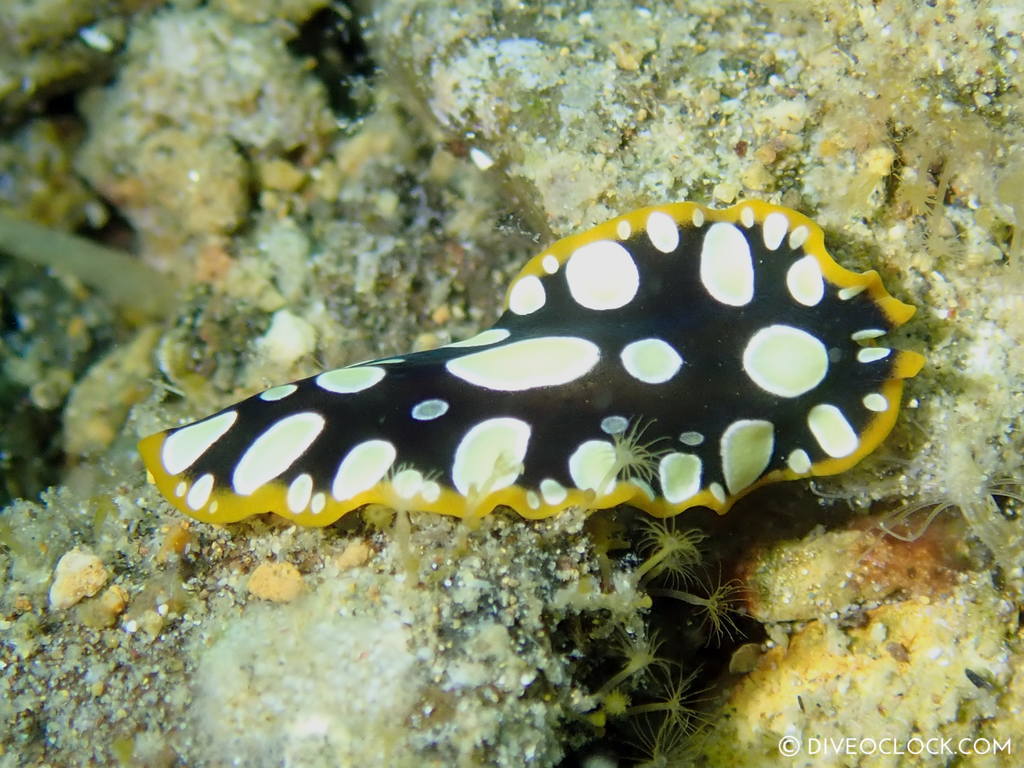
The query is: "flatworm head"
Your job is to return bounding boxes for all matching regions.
[139,200,924,526]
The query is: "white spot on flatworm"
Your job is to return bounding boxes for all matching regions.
[786,255,824,307]
[857,347,891,363]
[601,415,629,435]
[422,481,441,502]
[392,469,424,499]
[568,440,617,495]
[509,275,546,315]
[316,366,385,394]
[332,440,397,500]
[691,208,705,227]
[233,412,325,495]
[838,285,866,301]
[863,393,888,412]
[720,419,775,495]
[541,254,559,274]
[411,399,449,421]
[162,410,238,475]
[287,473,314,513]
[565,240,640,310]
[787,448,811,474]
[446,336,599,391]
[742,324,828,398]
[452,417,531,497]
[700,222,754,306]
[616,219,632,240]
[444,328,511,348]
[679,431,704,446]
[260,384,297,401]
[659,452,702,504]
[186,473,214,510]
[540,478,567,504]
[645,210,679,253]
[807,404,859,458]
[851,328,885,341]
[710,482,726,503]
[311,492,326,515]
[762,211,789,250]
[740,206,755,228]
[620,338,683,384]
[788,225,809,249]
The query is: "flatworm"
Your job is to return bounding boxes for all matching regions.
[139,200,924,526]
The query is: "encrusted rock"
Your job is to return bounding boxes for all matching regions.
[49,548,110,610]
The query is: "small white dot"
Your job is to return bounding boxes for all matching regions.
[174,481,187,497]
[311,492,326,515]
[186,473,215,510]
[616,219,632,240]
[260,384,297,401]
[392,468,425,499]
[851,328,885,341]
[710,482,726,503]
[679,431,704,446]
[691,208,705,227]
[788,225,809,249]
[761,211,789,251]
[857,347,891,363]
[540,478,568,504]
[740,206,755,228]
[863,393,888,412]
[838,285,867,301]
[422,481,441,502]
[287,473,314,513]
[541,254,559,274]
[411,399,449,421]
[601,415,629,435]
[645,210,680,253]
[786,448,812,474]
[509,274,546,315]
